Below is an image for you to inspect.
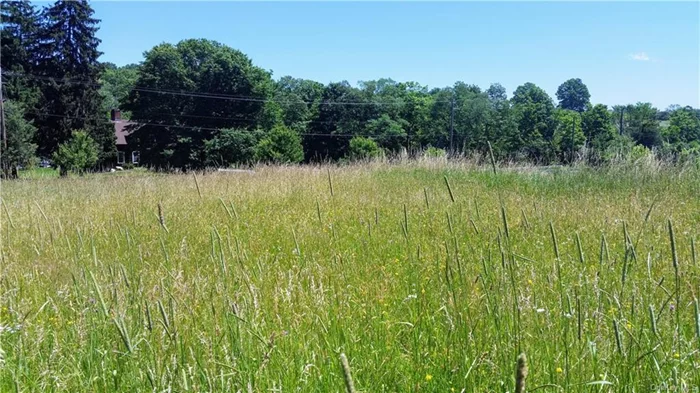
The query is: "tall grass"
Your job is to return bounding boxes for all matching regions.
[0,160,698,392]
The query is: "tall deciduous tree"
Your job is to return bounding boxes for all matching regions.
[123,39,274,169]
[582,104,616,159]
[664,106,700,148]
[34,0,114,165]
[552,109,585,162]
[512,82,556,161]
[99,63,139,118]
[625,102,662,148]
[556,78,590,112]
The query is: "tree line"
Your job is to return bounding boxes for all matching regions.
[2,0,699,176]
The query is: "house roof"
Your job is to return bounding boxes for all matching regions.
[113,120,139,145]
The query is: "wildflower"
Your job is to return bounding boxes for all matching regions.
[626,322,632,329]
[527,279,533,285]
[673,353,680,359]
[555,367,563,374]
[425,374,433,382]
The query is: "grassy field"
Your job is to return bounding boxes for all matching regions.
[1,161,699,392]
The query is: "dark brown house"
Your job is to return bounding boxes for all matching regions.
[111,109,140,165]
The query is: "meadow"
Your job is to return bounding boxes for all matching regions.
[0,160,699,392]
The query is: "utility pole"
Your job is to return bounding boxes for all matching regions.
[619,106,624,135]
[570,115,576,164]
[449,97,455,154]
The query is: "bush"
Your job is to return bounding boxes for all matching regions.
[205,128,259,167]
[52,130,99,176]
[347,136,382,161]
[630,144,652,161]
[255,125,304,164]
[423,146,447,159]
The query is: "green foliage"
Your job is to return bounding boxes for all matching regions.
[625,103,662,148]
[630,144,652,161]
[99,63,139,118]
[33,0,115,164]
[556,78,591,112]
[1,101,37,178]
[365,114,408,153]
[255,126,304,164]
[601,134,636,163]
[0,0,41,108]
[552,109,585,162]
[3,4,699,169]
[52,130,99,175]
[423,146,447,158]
[124,39,274,169]
[347,136,382,161]
[582,104,616,159]
[204,128,259,167]
[512,82,556,161]
[665,106,700,144]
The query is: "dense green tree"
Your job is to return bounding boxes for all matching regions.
[204,128,259,167]
[347,136,382,160]
[625,103,662,148]
[52,130,99,176]
[552,109,585,162]
[123,39,274,169]
[1,101,38,178]
[397,82,433,152]
[665,106,700,144]
[255,125,304,164]
[305,81,376,160]
[582,104,616,160]
[99,63,139,118]
[512,82,556,161]
[484,83,518,159]
[34,0,114,165]
[365,114,408,153]
[452,83,491,154]
[556,78,590,112]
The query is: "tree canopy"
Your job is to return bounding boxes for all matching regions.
[1,1,698,172]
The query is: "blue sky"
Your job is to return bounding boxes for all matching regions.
[84,2,698,108]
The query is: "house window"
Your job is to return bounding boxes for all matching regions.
[117,151,125,164]
[132,151,140,164]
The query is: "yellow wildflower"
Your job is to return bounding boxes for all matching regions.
[425,374,433,382]
[556,367,563,374]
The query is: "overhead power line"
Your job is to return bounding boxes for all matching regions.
[24,110,408,139]
[3,71,455,106]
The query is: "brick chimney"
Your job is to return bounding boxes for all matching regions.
[110,108,121,122]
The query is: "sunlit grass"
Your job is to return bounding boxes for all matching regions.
[1,161,699,392]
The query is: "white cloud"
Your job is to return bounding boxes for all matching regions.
[629,52,651,61]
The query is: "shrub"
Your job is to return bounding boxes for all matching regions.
[255,125,304,164]
[347,136,382,161]
[423,146,447,158]
[205,128,259,167]
[52,130,99,176]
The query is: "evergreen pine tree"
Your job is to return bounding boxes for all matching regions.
[34,0,114,165]
[1,0,42,107]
